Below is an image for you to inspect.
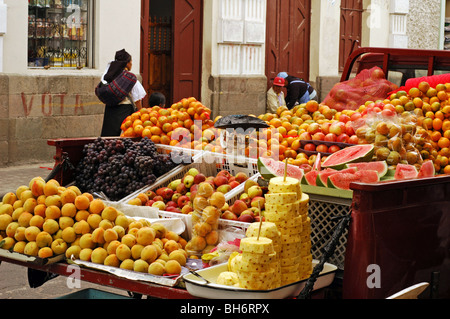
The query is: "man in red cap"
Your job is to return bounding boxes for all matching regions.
[266,76,286,114]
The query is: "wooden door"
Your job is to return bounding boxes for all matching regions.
[266,0,311,86]
[172,0,203,103]
[339,0,362,72]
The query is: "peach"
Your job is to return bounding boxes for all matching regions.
[18,212,33,227]
[67,185,82,196]
[6,222,19,238]
[60,188,77,205]
[89,199,106,215]
[101,206,118,222]
[116,244,132,261]
[35,231,52,248]
[106,240,121,255]
[164,239,180,255]
[24,241,39,256]
[36,195,47,205]
[79,233,96,249]
[44,195,62,208]
[99,219,113,230]
[202,206,220,225]
[131,244,145,260]
[23,198,38,213]
[0,214,13,231]
[205,230,219,245]
[16,185,30,200]
[19,189,33,202]
[38,247,53,258]
[51,238,68,255]
[87,214,102,229]
[165,260,182,275]
[29,215,44,229]
[134,259,150,273]
[79,248,93,261]
[14,226,27,242]
[104,254,120,267]
[141,245,158,263]
[13,241,27,254]
[2,192,17,205]
[120,259,134,270]
[43,179,60,196]
[128,220,144,230]
[74,195,90,210]
[61,227,76,243]
[168,250,187,266]
[61,203,77,218]
[58,216,74,230]
[136,227,156,246]
[103,228,119,243]
[197,182,214,198]
[75,210,90,222]
[92,227,106,245]
[194,222,212,237]
[185,236,206,252]
[65,245,81,259]
[11,208,24,221]
[91,247,108,264]
[82,192,94,202]
[148,261,165,276]
[24,226,41,242]
[193,196,208,211]
[1,237,15,250]
[112,225,125,239]
[30,179,45,197]
[121,234,136,248]
[44,206,60,220]
[0,204,14,216]
[150,223,167,238]
[73,220,90,235]
[114,215,130,230]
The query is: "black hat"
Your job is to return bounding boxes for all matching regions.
[115,49,131,62]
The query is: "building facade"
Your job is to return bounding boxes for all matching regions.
[0,0,446,166]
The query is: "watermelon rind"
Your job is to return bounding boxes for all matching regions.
[322,144,375,169]
[257,157,304,181]
[304,170,319,186]
[345,161,388,178]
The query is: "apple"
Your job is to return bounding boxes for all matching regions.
[157,187,174,201]
[307,122,321,135]
[238,213,254,223]
[229,181,240,189]
[171,193,182,203]
[250,196,265,209]
[183,175,195,189]
[181,204,193,214]
[345,121,355,136]
[244,179,258,193]
[339,114,350,123]
[247,185,263,199]
[221,211,238,221]
[216,184,232,194]
[248,207,261,216]
[329,122,345,136]
[177,195,190,207]
[312,132,325,141]
[190,184,199,193]
[145,199,155,207]
[153,195,163,202]
[187,168,199,177]
[152,201,166,210]
[336,133,350,143]
[221,202,229,212]
[299,132,312,140]
[213,175,228,187]
[168,179,182,191]
[165,206,181,213]
[193,173,206,184]
[176,183,188,195]
[348,134,359,144]
[217,170,231,179]
[145,190,156,200]
[234,172,248,184]
[321,122,331,135]
[231,200,248,216]
[324,133,337,142]
[239,193,251,206]
[328,145,341,153]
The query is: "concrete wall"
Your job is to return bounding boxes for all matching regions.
[0,74,103,167]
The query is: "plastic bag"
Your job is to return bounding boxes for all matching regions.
[322,67,398,111]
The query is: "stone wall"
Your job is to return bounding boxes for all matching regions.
[0,74,104,167]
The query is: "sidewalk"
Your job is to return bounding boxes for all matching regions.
[0,162,55,197]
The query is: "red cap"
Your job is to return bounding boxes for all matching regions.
[273,77,285,87]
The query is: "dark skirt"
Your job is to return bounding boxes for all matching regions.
[100,103,135,137]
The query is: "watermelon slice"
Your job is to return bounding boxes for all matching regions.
[394,164,418,180]
[417,160,435,178]
[303,170,320,186]
[316,167,357,187]
[328,170,379,189]
[322,144,375,169]
[345,161,388,178]
[257,157,304,181]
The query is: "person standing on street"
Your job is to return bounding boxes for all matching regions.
[277,72,317,110]
[266,76,286,114]
[100,49,147,137]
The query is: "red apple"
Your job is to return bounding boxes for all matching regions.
[238,213,255,223]
[214,175,228,187]
[234,172,248,184]
[229,181,240,189]
[166,206,181,213]
[193,173,206,184]
[153,195,163,202]
[239,193,251,206]
[216,184,232,194]
[177,195,190,207]
[299,132,312,140]
[328,145,341,153]
[176,183,188,195]
[348,135,359,144]
[145,199,155,207]
[231,200,248,216]
[336,133,350,143]
[329,122,345,136]
[324,133,337,142]
[221,211,238,220]
[217,170,231,179]
[166,201,178,208]
[251,196,265,209]
[181,204,193,214]
[312,132,325,141]
[321,122,331,135]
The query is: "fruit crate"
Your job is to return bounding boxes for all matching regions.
[118,152,260,238]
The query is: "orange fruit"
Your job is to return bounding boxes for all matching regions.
[430,130,442,142]
[151,135,161,144]
[433,118,443,131]
[412,97,423,108]
[150,126,162,135]
[408,87,421,98]
[438,137,450,149]
[418,81,430,93]
[435,111,445,121]
[443,130,450,140]
[305,100,319,113]
[444,165,450,174]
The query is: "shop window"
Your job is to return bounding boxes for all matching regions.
[28,0,92,69]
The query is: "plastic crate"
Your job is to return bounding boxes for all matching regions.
[56,288,131,299]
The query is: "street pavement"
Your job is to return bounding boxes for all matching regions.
[0,162,131,299]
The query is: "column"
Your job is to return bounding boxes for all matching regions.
[389,0,409,48]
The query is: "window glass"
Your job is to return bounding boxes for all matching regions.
[28,0,91,69]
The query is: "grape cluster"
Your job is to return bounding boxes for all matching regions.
[74,137,191,201]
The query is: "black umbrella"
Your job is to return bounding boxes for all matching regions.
[214,115,269,131]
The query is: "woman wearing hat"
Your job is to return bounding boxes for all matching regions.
[277,72,317,110]
[266,76,287,114]
[100,49,147,137]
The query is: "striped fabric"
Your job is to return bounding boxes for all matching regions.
[95,70,137,106]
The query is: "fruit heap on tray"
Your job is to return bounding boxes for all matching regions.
[0,177,188,277]
[215,175,312,290]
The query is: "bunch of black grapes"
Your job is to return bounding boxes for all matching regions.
[75,137,192,201]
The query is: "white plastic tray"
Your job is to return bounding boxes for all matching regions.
[182,260,337,299]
